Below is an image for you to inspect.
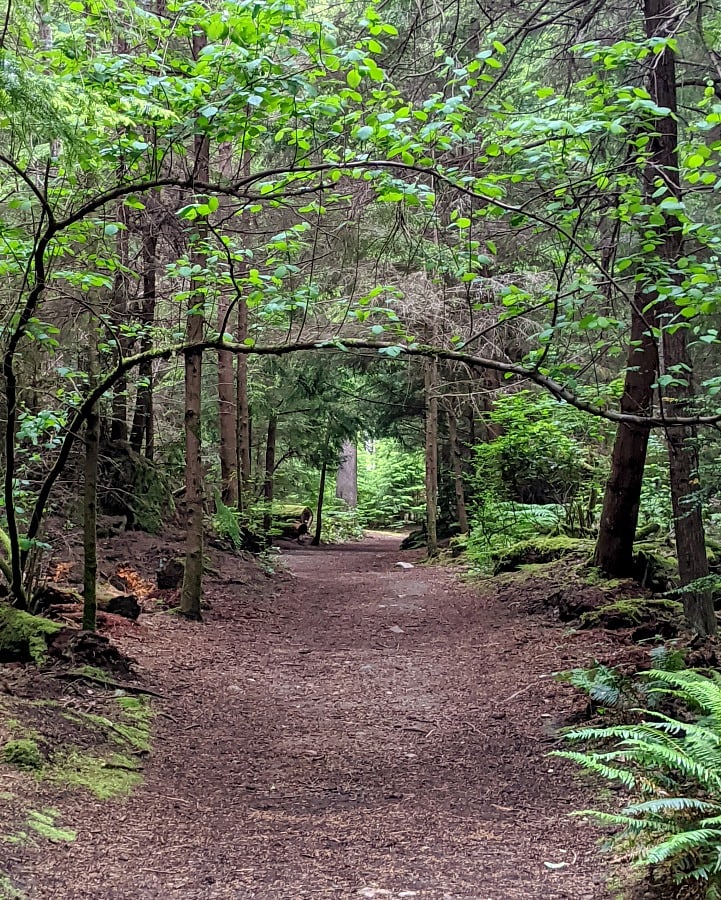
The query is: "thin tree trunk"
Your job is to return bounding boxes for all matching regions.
[236,152,252,508]
[311,458,328,546]
[82,324,99,632]
[645,0,713,635]
[447,406,469,535]
[425,358,439,556]
[110,202,130,442]
[217,143,238,505]
[218,308,237,504]
[262,415,277,535]
[335,439,358,508]
[180,31,209,620]
[129,215,158,457]
[594,296,657,574]
[236,321,251,501]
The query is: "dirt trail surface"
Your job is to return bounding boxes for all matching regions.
[9,535,611,899]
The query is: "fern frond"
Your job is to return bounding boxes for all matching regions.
[642,829,721,867]
[624,797,721,816]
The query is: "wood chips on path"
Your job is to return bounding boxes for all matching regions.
[8,534,611,899]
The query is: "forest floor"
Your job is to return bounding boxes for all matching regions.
[0,531,643,900]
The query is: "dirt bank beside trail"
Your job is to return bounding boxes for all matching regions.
[5,534,612,899]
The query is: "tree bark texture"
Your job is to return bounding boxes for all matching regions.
[447,407,469,535]
[425,358,439,556]
[110,201,130,443]
[335,439,358,508]
[594,296,657,575]
[645,0,713,635]
[262,415,277,535]
[236,152,252,507]
[129,209,158,459]
[82,326,99,632]
[311,458,328,546]
[180,32,209,620]
[218,305,237,505]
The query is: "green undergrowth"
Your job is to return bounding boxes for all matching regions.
[0,686,152,876]
[580,597,683,631]
[491,536,594,574]
[60,696,152,755]
[557,667,721,898]
[1,690,153,839]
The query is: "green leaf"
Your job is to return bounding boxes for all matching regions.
[347,69,362,89]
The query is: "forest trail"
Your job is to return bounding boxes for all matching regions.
[17,535,609,899]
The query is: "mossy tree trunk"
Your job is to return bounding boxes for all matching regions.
[82,322,100,632]
[180,30,209,621]
[645,0,714,636]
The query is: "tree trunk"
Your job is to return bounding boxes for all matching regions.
[594,296,657,575]
[645,0,713,635]
[425,358,439,556]
[447,406,469,535]
[218,311,237,505]
[311,458,328,546]
[335,439,358,508]
[129,214,158,458]
[110,202,130,443]
[262,415,277,535]
[82,324,99,632]
[236,330,251,503]
[180,32,209,621]
[236,152,252,508]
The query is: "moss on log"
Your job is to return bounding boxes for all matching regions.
[0,607,62,664]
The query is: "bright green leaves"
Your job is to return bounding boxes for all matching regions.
[177,196,219,221]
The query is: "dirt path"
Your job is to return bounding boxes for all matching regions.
[13,535,610,899]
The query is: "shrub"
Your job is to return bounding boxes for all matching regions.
[556,668,721,897]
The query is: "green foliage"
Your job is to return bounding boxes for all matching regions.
[320,507,365,543]
[357,439,425,528]
[466,393,606,570]
[579,597,683,632]
[4,808,76,847]
[211,490,243,550]
[473,392,605,507]
[465,500,566,570]
[557,669,721,896]
[557,648,685,716]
